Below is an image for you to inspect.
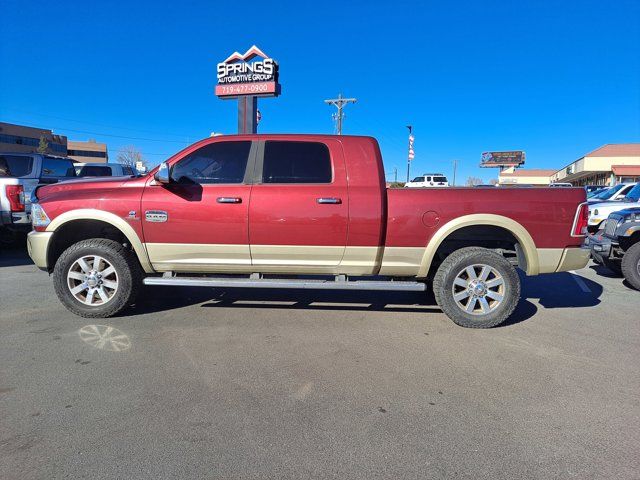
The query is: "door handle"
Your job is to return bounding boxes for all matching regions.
[317,197,342,204]
[217,197,242,204]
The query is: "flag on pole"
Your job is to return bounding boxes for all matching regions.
[408,134,415,161]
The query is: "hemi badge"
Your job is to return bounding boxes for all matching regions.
[145,210,168,223]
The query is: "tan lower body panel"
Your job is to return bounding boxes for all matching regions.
[146,243,382,275]
[378,247,425,276]
[555,247,590,272]
[536,248,565,274]
[145,243,582,277]
[146,243,251,273]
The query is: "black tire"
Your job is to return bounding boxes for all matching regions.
[432,247,520,328]
[53,238,142,318]
[621,242,640,290]
[602,257,623,276]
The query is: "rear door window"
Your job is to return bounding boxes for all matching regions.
[41,157,76,178]
[434,176,448,182]
[0,155,33,177]
[262,141,332,184]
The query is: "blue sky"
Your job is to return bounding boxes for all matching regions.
[1,0,639,182]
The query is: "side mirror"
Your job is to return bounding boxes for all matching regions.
[154,162,170,184]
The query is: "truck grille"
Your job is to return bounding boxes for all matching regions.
[604,217,619,237]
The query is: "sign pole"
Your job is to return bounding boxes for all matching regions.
[238,95,258,134]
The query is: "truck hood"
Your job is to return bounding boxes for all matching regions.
[609,206,640,216]
[589,199,640,212]
[36,176,134,200]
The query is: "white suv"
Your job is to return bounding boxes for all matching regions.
[405,173,449,188]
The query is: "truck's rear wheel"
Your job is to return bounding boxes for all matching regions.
[621,242,640,290]
[53,238,142,318]
[433,247,520,328]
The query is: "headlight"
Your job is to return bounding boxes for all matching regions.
[31,203,51,227]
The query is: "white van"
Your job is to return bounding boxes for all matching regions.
[405,173,450,188]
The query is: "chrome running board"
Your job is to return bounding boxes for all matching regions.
[143,276,427,292]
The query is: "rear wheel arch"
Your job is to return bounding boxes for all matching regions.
[46,209,153,273]
[418,214,539,278]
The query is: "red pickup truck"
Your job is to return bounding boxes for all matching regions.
[27,134,590,328]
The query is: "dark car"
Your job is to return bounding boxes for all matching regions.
[587,206,640,289]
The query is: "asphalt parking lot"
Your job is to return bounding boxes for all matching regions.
[1,243,639,480]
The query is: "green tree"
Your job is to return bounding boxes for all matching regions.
[37,136,49,154]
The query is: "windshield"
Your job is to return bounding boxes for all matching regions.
[587,188,605,198]
[623,183,640,203]
[411,177,425,182]
[592,184,624,200]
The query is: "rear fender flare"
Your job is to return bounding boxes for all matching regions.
[417,214,539,277]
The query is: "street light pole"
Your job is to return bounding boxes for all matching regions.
[406,125,413,183]
[452,159,458,186]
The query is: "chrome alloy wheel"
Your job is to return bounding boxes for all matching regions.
[67,255,119,306]
[451,264,505,316]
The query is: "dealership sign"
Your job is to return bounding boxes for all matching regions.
[215,45,280,98]
[480,151,525,168]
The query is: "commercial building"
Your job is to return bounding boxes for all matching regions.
[0,121,67,155]
[498,168,555,186]
[550,144,640,186]
[67,139,109,163]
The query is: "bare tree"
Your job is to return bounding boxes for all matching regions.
[489,178,499,185]
[117,145,147,170]
[465,176,483,186]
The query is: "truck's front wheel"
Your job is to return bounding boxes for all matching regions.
[433,247,520,328]
[53,238,142,318]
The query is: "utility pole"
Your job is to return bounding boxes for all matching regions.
[324,93,356,135]
[394,167,398,183]
[452,159,458,186]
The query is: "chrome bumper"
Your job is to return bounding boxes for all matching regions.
[27,231,53,271]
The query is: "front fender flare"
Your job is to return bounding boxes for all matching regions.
[46,209,154,273]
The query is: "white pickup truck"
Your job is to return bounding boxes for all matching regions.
[0,153,77,242]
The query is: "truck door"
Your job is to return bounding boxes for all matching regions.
[140,140,255,272]
[248,139,348,272]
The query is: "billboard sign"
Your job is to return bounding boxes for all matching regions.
[215,45,280,98]
[480,151,525,168]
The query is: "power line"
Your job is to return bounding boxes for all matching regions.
[324,93,356,135]
[3,109,194,141]
[2,117,192,144]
